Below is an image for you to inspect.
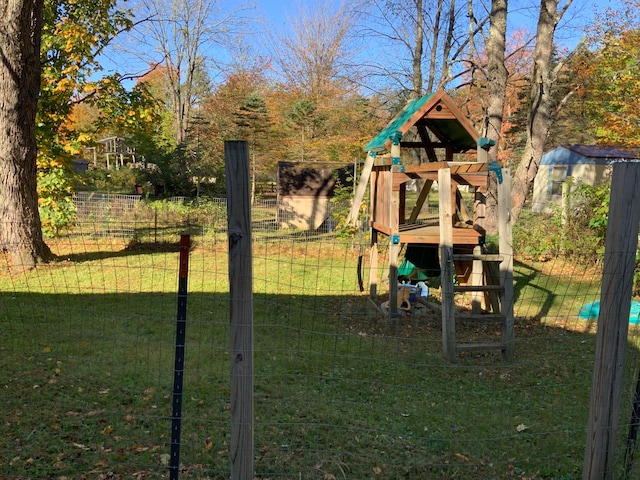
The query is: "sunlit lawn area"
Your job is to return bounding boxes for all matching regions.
[1,234,639,479]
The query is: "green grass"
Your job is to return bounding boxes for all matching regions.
[1,235,639,479]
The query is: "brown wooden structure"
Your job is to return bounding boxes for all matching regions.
[349,89,514,362]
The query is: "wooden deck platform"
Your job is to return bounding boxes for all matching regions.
[372,220,484,245]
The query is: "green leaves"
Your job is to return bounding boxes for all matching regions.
[36,0,139,236]
[574,1,640,146]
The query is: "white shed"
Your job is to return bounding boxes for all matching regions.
[531,144,639,212]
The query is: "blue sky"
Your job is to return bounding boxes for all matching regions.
[252,0,614,49]
[99,0,621,86]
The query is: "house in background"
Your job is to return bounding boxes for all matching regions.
[531,144,640,212]
[277,161,353,230]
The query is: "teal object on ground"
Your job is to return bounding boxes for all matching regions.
[578,300,640,324]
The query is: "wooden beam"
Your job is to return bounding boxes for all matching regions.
[583,161,640,480]
[498,169,514,362]
[370,229,379,298]
[439,168,456,362]
[416,125,439,162]
[399,182,406,224]
[471,245,483,314]
[408,179,433,224]
[455,188,472,224]
[346,151,376,227]
[224,141,254,480]
[388,142,401,319]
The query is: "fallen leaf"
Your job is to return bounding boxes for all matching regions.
[516,423,529,432]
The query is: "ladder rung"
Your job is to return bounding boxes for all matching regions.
[456,342,505,352]
[451,254,504,262]
[454,285,504,293]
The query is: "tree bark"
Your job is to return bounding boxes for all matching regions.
[0,0,53,269]
[482,0,508,234]
[511,0,572,222]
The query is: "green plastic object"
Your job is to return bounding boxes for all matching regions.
[398,258,428,281]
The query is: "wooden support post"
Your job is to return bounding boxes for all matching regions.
[439,168,456,362]
[388,143,401,319]
[471,245,483,314]
[474,186,487,231]
[450,183,458,224]
[224,141,254,480]
[346,151,376,227]
[498,169,514,362]
[370,229,379,298]
[583,162,640,480]
[408,179,433,224]
[456,188,472,224]
[399,182,406,224]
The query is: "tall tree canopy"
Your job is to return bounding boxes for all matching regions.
[131,0,249,146]
[510,0,575,222]
[572,0,640,147]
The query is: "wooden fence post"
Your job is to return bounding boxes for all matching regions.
[225,141,254,480]
[583,161,640,480]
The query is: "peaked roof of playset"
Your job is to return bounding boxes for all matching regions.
[364,89,481,154]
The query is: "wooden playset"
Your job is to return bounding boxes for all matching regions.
[348,89,514,362]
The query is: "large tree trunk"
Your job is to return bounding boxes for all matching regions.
[0,0,53,269]
[411,0,425,98]
[482,0,508,234]
[511,0,572,222]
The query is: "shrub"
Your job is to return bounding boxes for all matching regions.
[516,182,639,294]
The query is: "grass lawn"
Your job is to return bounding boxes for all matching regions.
[1,233,639,479]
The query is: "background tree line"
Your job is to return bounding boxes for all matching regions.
[1,0,639,266]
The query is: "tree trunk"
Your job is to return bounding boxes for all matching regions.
[412,0,425,98]
[0,0,53,269]
[511,0,571,222]
[482,0,508,234]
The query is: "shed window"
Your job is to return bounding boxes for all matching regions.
[549,166,567,198]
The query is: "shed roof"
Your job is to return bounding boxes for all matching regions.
[541,144,640,166]
[277,161,352,197]
[364,89,480,153]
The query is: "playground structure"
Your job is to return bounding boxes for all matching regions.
[348,89,514,362]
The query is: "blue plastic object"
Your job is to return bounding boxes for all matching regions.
[488,161,503,184]
[578,300,640,324]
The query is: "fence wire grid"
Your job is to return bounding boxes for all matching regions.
[1,195,640,480]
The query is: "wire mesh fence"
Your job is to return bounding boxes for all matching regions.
[71,194,345,242]
[1,198,640,479]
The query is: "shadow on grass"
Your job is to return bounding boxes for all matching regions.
[1,286,639,480]
[513,259,556,318]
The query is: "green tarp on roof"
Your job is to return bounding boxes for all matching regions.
[363,91,479,153]
[364,93,435,152]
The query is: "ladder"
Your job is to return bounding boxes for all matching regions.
[440,248,514,362]
[438,166,514,363]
